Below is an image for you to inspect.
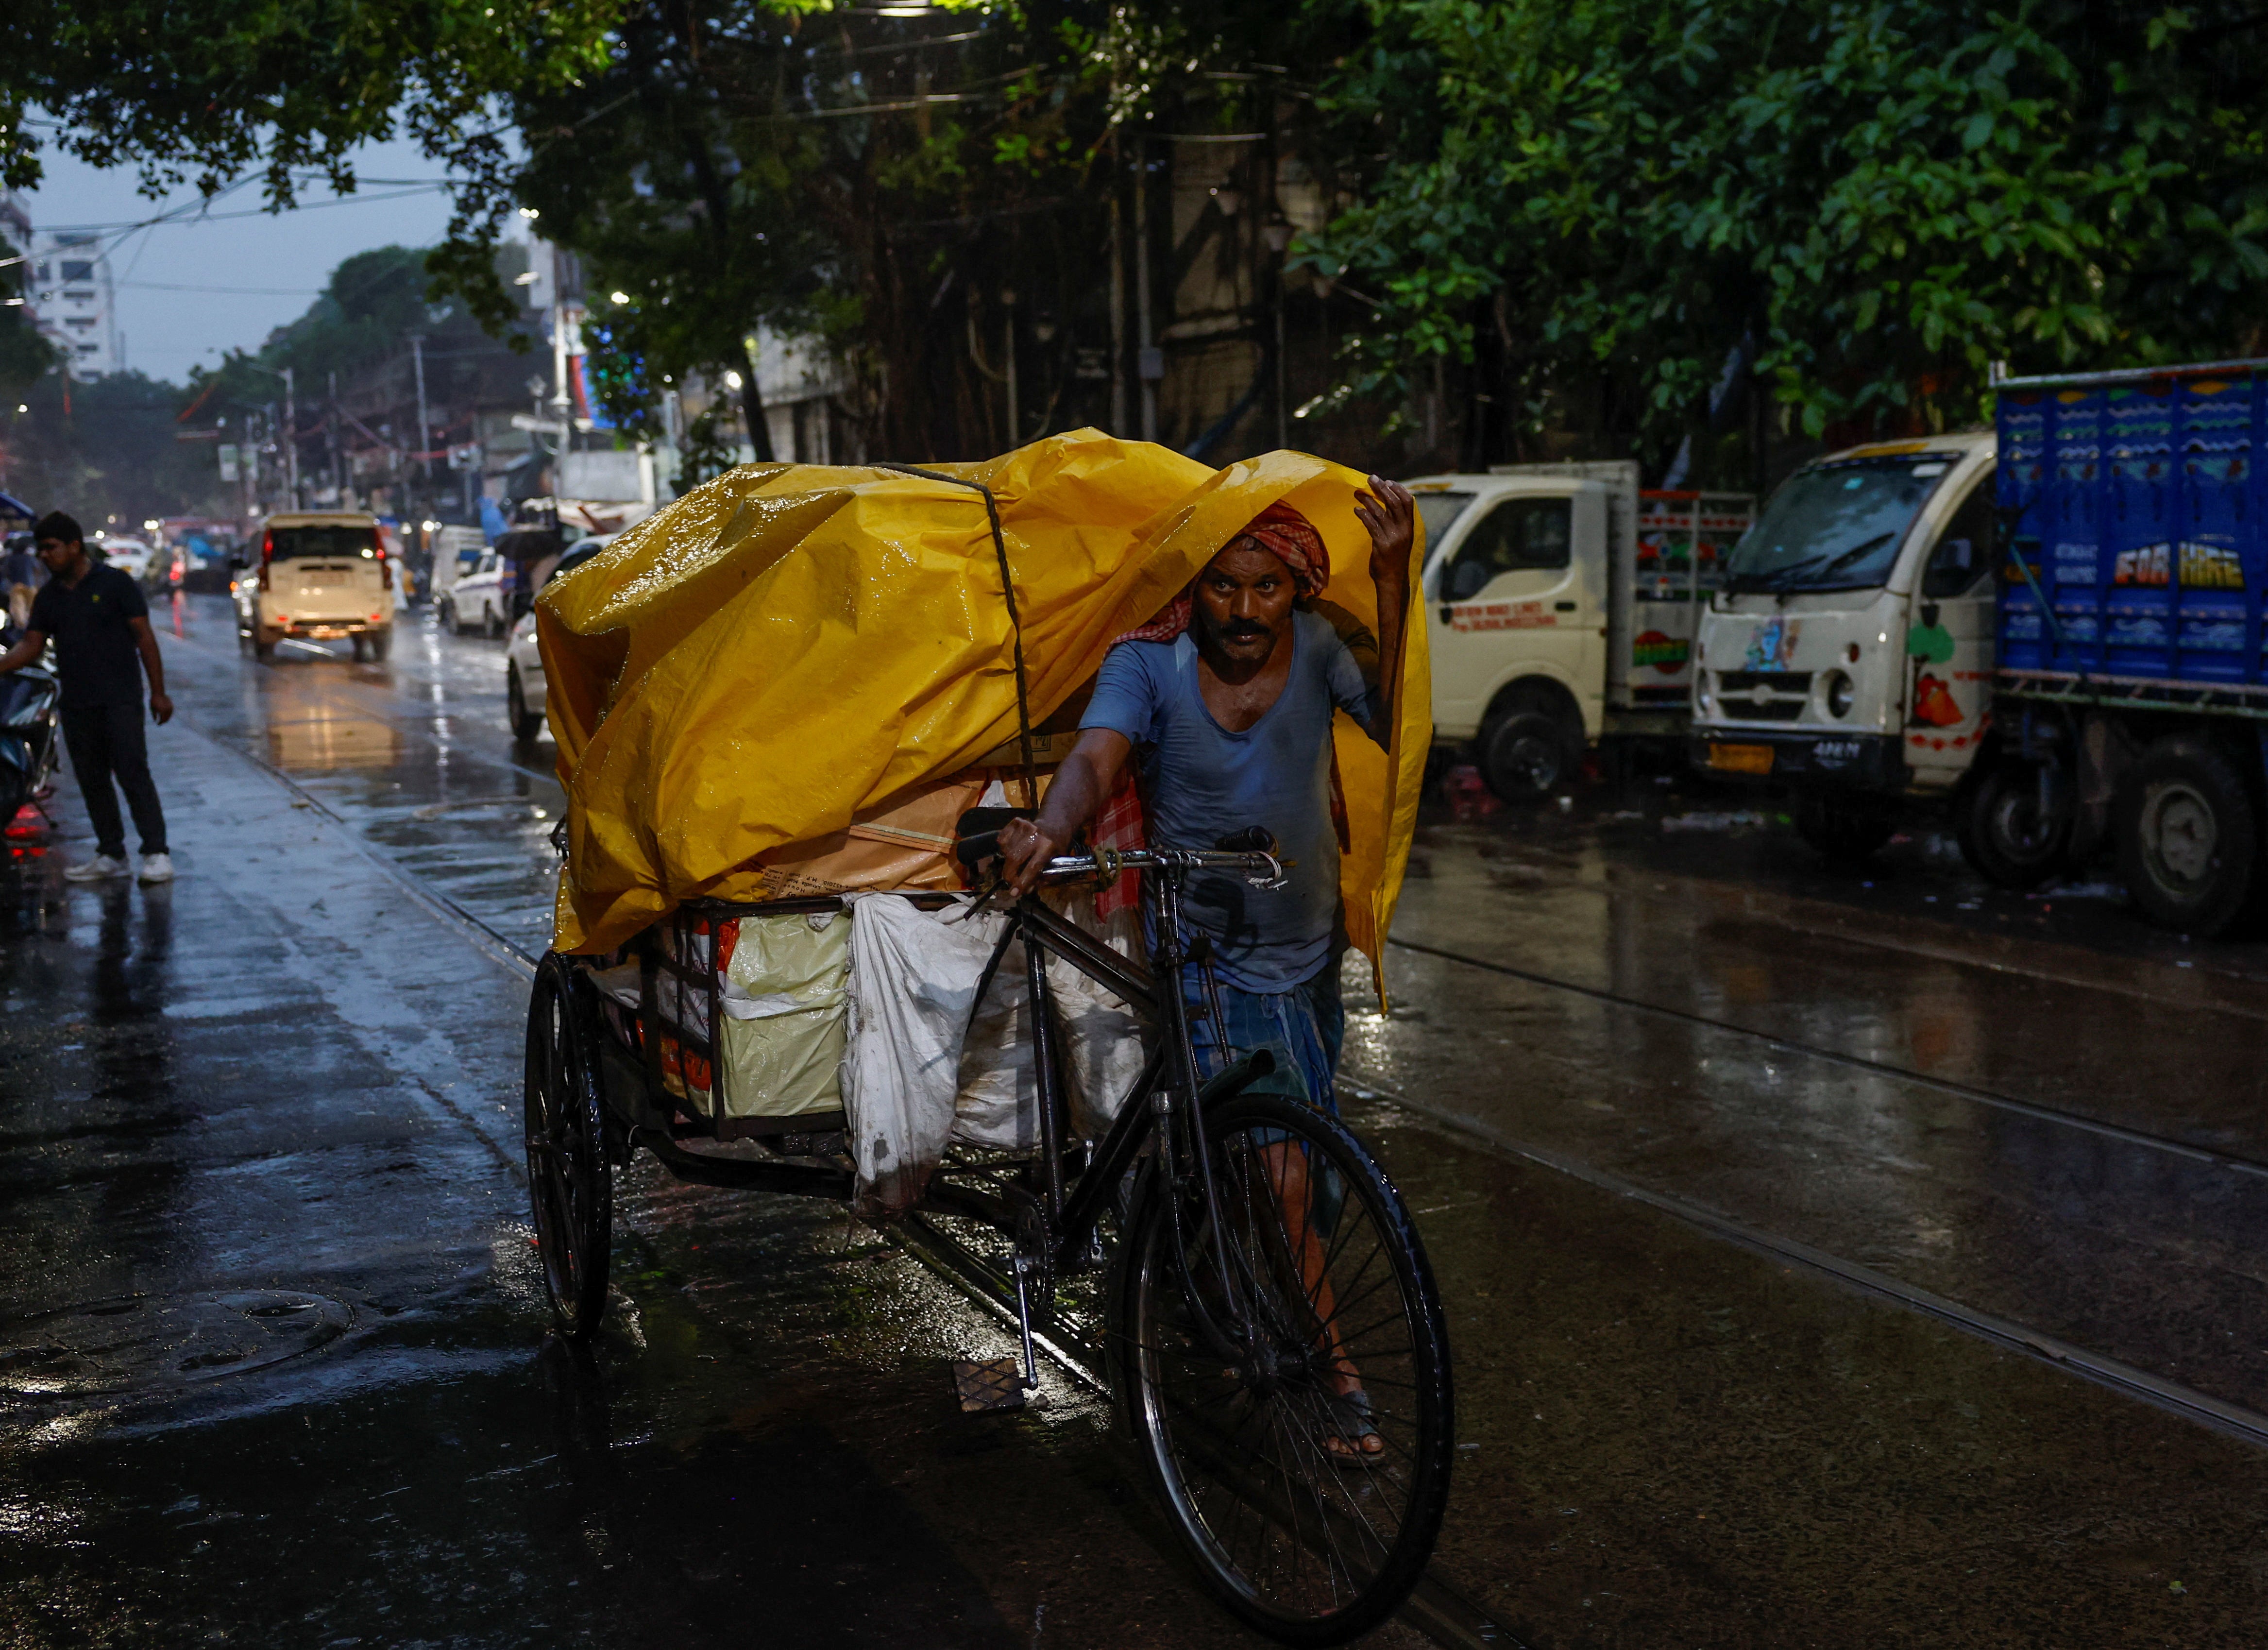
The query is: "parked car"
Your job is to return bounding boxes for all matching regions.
[233,511,396,662]
[96,536,153,583]
[440,550,509,637]
[504,534,611,738]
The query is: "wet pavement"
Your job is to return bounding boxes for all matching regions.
[6,591,2268,1646]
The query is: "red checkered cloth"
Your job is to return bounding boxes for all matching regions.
[1111,500,1329,646]
[1092,766,1145,920]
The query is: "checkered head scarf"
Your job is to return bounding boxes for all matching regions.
[1111,500,1329,646]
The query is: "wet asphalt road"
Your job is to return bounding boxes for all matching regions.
[6,591,2268,1647]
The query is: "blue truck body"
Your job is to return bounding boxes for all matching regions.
[1997,363,2263,686]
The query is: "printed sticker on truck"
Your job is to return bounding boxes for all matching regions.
[1451,600,1554,633]
[1633,629,1690,674]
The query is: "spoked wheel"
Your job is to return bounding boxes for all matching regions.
[524,954,613,1336]
[1117,1091,1453,1644]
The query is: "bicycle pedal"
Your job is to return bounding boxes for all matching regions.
[952,1357,1027,1412]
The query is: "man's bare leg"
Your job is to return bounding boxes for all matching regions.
[1257,1140,1382,1459]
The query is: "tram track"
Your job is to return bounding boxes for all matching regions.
[1360,933,2268,1454]
[1385,933,2268,1185]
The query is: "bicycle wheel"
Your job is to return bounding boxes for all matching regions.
[1116,1090,1454,1644]
[523,954,612,1337]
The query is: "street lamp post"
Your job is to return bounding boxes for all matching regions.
[282,365,299,510]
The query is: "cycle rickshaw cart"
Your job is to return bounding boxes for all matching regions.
[522,440,1453,1644]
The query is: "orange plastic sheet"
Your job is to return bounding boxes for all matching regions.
[539,430,1431,986]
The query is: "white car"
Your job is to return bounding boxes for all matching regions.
[440,550,509,637]
[234,511,396,662]
[505,535,611,739]
[97,537,153,581]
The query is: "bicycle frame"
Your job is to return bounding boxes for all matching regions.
[933,849,1286,1371]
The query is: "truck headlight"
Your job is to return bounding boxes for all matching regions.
[1824,670,1856,718]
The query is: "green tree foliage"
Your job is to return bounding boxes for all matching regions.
[2,0,622,221]
[1311,0,2268,450]
[440,1,1368,463]
[0,261,58,395]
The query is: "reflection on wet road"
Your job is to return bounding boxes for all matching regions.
[4,591,2268,1645]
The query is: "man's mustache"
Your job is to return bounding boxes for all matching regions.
[1221,620,1269,638]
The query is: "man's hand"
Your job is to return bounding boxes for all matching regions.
[1356,475,1417,594]
[149,691,174,726]
[997,816,1064,897]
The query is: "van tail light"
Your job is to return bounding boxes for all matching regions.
[257,529,273,591]
[373,530,391,590]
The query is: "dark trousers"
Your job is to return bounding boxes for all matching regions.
[60,701,167,857]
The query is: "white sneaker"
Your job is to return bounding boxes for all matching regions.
[64,854,128,882]
[137,853,175,885]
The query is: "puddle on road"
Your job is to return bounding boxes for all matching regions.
[0,1291,353,1400]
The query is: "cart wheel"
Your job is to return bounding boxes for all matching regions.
[525,954,613,1337]
[1115,1092,1454,1645]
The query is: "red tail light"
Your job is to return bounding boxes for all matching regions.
[373,530,391,590]
[257,529,273,591]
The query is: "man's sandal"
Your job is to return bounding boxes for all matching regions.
[1323,1387,1385,1466]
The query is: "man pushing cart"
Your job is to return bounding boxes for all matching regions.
[524,435,1449,1644]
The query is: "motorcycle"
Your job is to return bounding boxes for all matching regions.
[0,624,60,826]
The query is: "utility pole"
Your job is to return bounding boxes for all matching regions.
[408,334,433,504]
[1109,134,1128,436]
[1002,288,1020,446]
[328,370,343,506]
[282,366,300,510]
[1134,136,1158,444]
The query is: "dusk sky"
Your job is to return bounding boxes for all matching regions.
[17,135,463,381]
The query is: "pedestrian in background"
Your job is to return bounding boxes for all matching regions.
[1,530,42,632]
[0,510,174,883]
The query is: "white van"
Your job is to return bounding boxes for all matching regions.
[235,511,396,662]
[1414,463,1752,797]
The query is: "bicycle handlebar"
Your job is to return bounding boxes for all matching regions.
[954,828,1288,892]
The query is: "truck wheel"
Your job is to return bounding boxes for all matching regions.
[2116,738,2256,936]
[1956,759,2068,891]
[1793,793,1896,864]
[1479,711,1574,803]
[351,633,370,663]
[253,634,276,663]
[369,627,391,663]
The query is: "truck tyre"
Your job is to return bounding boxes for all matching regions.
[1479,711,1575,803]
[1956,758,2068,891]
[351,633,371,663]
[253,633,276,663]
[440,597,459,634]
[1793,793,1895,864]
[369,627,391,663]
[2116,738,2256,936]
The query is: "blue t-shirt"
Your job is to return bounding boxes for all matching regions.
[1081,610,1386,991]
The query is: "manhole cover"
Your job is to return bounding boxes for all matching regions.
[0,1291,352,1400]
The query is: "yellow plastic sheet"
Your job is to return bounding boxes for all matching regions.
[540,430,1431,985]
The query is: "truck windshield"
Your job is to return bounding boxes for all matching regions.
[269,525,378,561]
[1414,491,1475,556]
[1724,458,1955,593]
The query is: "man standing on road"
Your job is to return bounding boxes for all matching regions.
[0,510,174,883]
[996,477,1416,1457]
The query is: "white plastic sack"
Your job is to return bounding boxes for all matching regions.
[839,894,1149,1213]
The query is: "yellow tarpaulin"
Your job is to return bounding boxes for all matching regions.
[540,429,1431,983]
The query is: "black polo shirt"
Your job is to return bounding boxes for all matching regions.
[29,563,149,709]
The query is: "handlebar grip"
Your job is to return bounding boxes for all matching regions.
[955,829,1001,870]
[1212,826,1279,855]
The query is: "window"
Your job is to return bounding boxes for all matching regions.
[1922,479,1997,599]
[1726,457,1958,593]
[1414,491,1475,556]
[64,316,94,329]
[1441,496,1572,600]
[63,290,94,303]
[268,525,378,561]
[59,260,94,281]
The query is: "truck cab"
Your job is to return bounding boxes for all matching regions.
[1416,463,1750,799]
[1690,432,1998,855]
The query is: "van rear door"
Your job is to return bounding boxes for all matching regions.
[268,525,384,621]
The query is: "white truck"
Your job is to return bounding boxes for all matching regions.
[1412,463,1752,797]
[1688,433,2001,858]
